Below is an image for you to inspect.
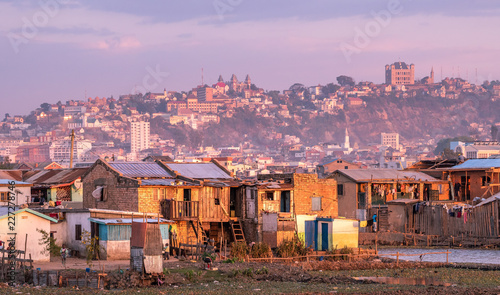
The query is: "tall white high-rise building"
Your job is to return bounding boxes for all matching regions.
[131,121,150,154]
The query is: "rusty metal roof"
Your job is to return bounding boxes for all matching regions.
[108,162,173,178]
[140,179,198,186]
[0,170,23,181]
[333,169,441,183]
[163,163,232,179]
[23,168,88,185]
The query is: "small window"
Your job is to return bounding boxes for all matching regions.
[0,192,8,202]
[337,184,344,196]
[75,224,82,240]
[312,197,322,211]
[482,176,491,186]
[344,166,348,169]
[153,189,158,201]
[265,192,274,200]
[214,198,220,205]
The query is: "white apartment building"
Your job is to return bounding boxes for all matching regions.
[381,132,400,149]
[131,121,150,154]
[49,140,92,165]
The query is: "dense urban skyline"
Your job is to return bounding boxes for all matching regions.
[2,0,500,115]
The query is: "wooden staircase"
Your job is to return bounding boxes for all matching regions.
[230,220,246,243]
[190,219,209,243]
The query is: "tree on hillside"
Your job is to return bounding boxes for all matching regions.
[40,103,51,111]
[289,83,305,91]
[434,136,474,155]
[322,83,340,95]
[337,75,355,87]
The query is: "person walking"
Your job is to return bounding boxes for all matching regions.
[60,244,68,268]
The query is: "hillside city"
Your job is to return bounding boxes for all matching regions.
[2,62,499,175]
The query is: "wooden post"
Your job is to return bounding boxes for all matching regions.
[1,249,4,280]
[396,252,399,266]
[446,250,449,263]
[375,233,378,255]
[24,233,28,263]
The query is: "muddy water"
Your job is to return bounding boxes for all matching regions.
[377,248,500,264]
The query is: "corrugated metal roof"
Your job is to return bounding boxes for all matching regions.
[108,162,173,178]
[450,159,500,170]
[0,208,58,223]
[140,179,198,186]
[334,169,440,182]
[0,179,31,185]
[474,192,500,207]
[164,163,231,179]
[0,170,23,181]
[24,168,88,185]
[88,217,173,225]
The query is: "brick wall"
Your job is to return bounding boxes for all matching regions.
[138,188,160,213]
[82,162,139,212]
[293,174,338,217]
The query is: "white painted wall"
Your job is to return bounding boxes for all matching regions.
[0,211,52,261]
[65,212,91,256]
[0,186,31,207]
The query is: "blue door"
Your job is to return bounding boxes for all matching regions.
[305,221,316,250]
[321,223,329,251]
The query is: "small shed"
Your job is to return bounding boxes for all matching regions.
[88,217,172,260]
[0,208,58,262]
[386,199,420,233]
[304,217,359,251]
[130,220,167,274]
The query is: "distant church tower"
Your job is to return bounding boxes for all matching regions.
[343,128,350,149]
[430,67,434,84]
[230,74,238,91]
[218,75,224,83]
[245,74,251,89]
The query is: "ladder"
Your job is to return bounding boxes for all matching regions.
[230,220,246,243]
[190,219,209,244]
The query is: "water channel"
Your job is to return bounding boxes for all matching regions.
[377,248,500,265]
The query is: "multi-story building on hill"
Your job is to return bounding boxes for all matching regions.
[381,132,400,149]
[131,121,150,154]
[385,62,415,85]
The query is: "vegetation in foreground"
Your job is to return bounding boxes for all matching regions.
[3,259,500,295]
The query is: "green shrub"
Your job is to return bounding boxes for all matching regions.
[250,242,272,258]
[326,245,354,261]
[276,236,308,258]
[230,242,249,260]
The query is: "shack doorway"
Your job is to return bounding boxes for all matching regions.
[321,223,329,251]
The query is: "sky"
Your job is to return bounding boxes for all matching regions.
[1,0,500,115]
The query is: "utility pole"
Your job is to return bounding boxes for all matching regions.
[69,129,75,168]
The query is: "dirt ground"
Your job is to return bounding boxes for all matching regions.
[12,256,500,294]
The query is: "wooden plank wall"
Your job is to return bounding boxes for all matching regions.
[412,200,499,238]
